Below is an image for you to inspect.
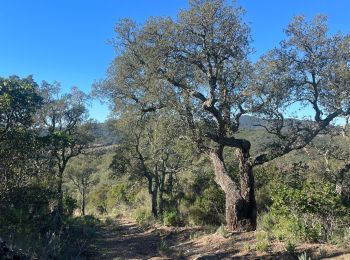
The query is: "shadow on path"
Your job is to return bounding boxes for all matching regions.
[88,218,164,259]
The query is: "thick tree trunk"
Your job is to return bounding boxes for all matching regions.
[209,147,256,232]
[151,189,158,217]
[236,147,257,231]
[146,174,158,217]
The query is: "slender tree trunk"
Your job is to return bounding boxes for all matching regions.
[158,169,167,217]
[82,186,86,216]
[159,191,164,216]
[56,168,64,228]
[167,172,173,198]
[209,146,256,232]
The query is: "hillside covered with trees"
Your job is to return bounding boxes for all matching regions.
[1,0,350,259]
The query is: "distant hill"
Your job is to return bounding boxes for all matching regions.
[90,120,121,145]
[239,115,266,129]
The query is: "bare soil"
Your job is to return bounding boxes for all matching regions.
[86,217,350,260]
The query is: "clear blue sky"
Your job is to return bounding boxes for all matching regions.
[1,0,349,121]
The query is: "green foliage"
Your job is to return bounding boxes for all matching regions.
[64,195,78,216]
[59,215,100,258]
[285,240,296,255]
[329,226,350,247]
[243,242,251,252]
[0,75,43,131]
[0,185,55,253]
[163,210,180,226]
[272,182,346,217]
[298,252,311,260]
[257,178,349,243]
[89,185,109,214]
[254,163,307,212]
[107,182,134,210]
[189,231,200,240]
[133,207,155,227]
[0,183,98,258]
[188,185,225,226]
[216,224,228,237]
[255,231,270,252]
[104,217,114,226]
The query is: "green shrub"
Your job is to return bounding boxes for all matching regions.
[163,210,180,226]
[255,231,270,252]
[255,239,269,252]
[258,212,276,232]
[243,242,251,252]
[0,185,57,257]
[188,185,225,226]
[0,193,100,260]
[298,252,311,260]
[89,186,109,214]
[106,182,136,211]
[133,207,155,227]
[105,216,114,226]
[64,195,78,216]
[285,240,296,255]
[259,212,321,243]
[272,215,302,242]
[56,215,100,258]
[189,231,200,240]
[216,224,228,237]
[261,181,349,243]
[330,226,350,247]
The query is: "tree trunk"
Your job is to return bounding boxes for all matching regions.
[151,188,158,217]
[56,168,64,228]
[236,147,257,231]
[159,191,164,216]
[209,147,256,232]
[82,186,86,216]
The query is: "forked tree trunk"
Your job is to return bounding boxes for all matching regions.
[209,147,256,232]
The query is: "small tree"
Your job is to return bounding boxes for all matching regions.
[38,83,92,222]
[111,112,186,218]
[66,156,97,215]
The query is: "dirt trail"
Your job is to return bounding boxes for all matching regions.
[88,218,164,259]
[87,217,350,260]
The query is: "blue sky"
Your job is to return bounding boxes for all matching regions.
[1,0,349,121]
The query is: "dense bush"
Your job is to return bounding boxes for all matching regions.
[89,186,109,214]
[59,215,100,258]
[106,182,136,210]
[163,210,181,226]
[0,185,99,258]
[187,185,225,226]
[259,181,349,243]
[132,207,155,227]
[64,195,78,216]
